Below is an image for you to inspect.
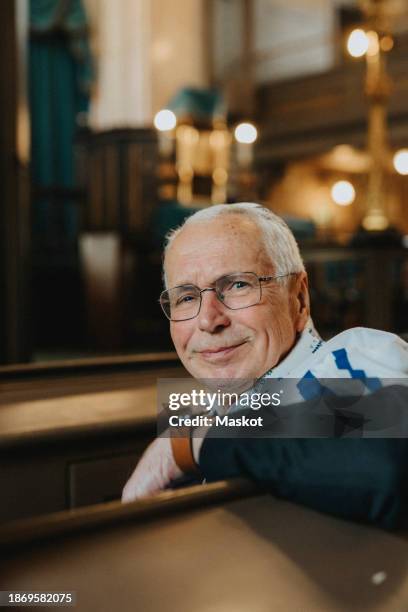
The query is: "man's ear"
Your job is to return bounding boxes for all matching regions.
[293,271,310,333]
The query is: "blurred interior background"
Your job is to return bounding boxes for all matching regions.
[2,0,408,365]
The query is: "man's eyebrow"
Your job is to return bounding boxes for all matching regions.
[169,280,198,289]
[171,271,250,289]
[170,279,210,289]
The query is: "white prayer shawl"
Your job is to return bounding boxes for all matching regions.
[241,319,408,409]
[265,319,408,379]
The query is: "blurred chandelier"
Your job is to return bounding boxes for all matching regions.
[352,0,408,231]
[153,88,259,206]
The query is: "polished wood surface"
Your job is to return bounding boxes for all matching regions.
[0,351,179,375]
[2,483,408,612]
[0,479,258,546]
[0,354,184,447]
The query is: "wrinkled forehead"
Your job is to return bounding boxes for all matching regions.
[164,215,273,288]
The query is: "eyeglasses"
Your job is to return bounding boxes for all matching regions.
[159,271,296,321]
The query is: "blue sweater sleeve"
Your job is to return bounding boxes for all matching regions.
[198,386,408,529]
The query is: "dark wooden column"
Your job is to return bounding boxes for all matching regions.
[0,0,31,364]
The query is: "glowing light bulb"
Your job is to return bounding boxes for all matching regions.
[331,180,355,206]
[380,35,394,52]
[154,109,176,131]
[234,122,258,144]
[366,31,380,57]
[393,149,408,175]
[347,29,369,58]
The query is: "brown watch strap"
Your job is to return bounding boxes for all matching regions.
[171,428,200,475]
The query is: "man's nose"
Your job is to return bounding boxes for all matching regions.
[197,289,231,333]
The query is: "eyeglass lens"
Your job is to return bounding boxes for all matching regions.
[161,272,262,321]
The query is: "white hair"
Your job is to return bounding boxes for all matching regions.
[163,202,305,287]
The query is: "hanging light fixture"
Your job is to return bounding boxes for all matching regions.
[331,180,356,206]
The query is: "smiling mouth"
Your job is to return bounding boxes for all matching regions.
[198,341,247,360]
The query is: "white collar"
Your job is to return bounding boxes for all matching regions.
[263,318,323,379]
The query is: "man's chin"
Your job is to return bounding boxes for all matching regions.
[189,361,257,389]
[201,376,255,395]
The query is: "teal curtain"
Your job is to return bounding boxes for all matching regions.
[29,0,93,251]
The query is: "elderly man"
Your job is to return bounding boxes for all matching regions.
[122,203,408,528]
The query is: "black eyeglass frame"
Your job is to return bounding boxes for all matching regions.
[159,271,297,322]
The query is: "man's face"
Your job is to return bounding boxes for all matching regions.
[164,215,309,380]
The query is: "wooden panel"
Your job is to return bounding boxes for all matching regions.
[127,143,143,231]
[104,145,119,227]
[256,33,408,163]
[302,247,408,336]
[0,0,31,364]
[76,128,158,233]
[89,146,104,227]
[0,433,153,522]
[69,452,142,507]
[256,64,366,138]
[0,455,66,522]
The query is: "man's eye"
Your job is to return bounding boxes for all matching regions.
[176,294,197,306]
[230,280,249,290]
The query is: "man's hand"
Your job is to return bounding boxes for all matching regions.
[121,437,183,502]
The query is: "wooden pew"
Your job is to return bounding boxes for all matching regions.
[0,353,185,522]
[1,480,407,611]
